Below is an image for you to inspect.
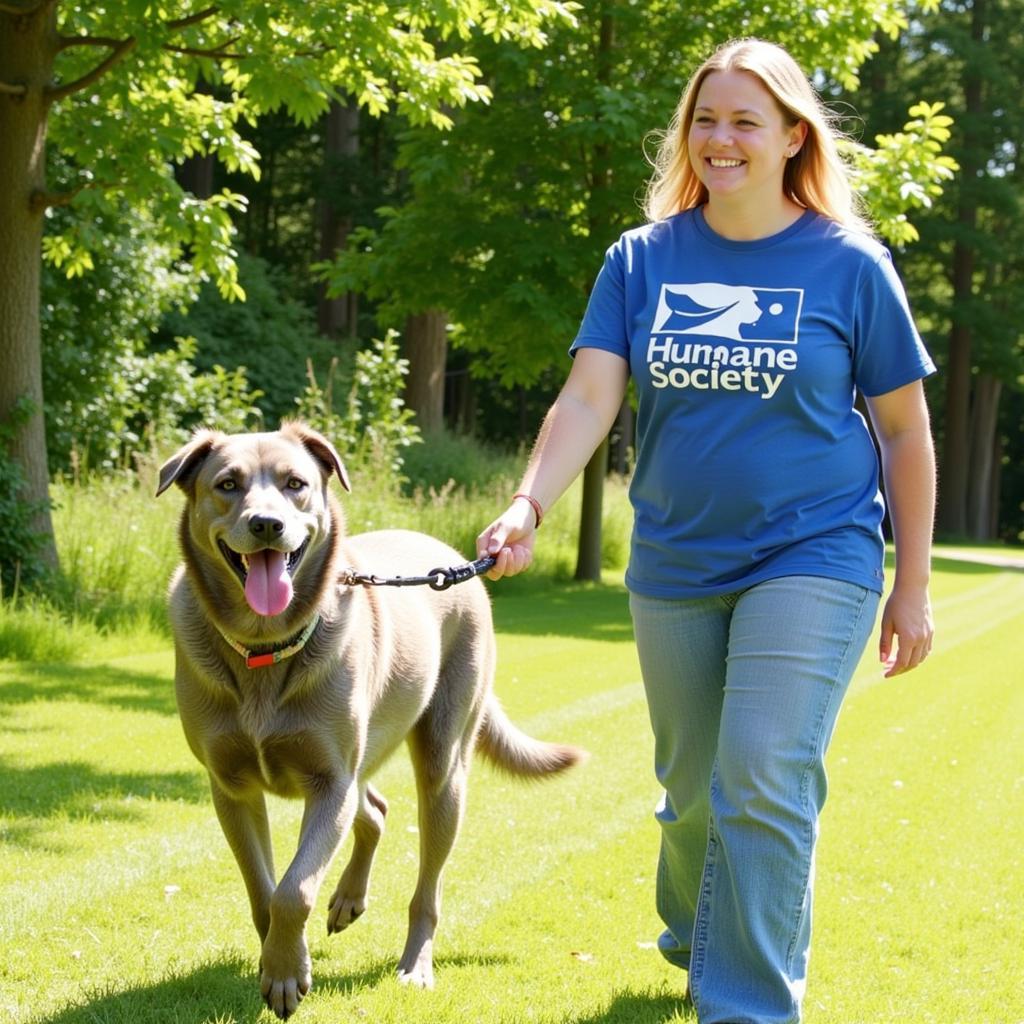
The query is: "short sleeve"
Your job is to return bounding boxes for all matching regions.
[851,251,936,396]
[569,241,630,359]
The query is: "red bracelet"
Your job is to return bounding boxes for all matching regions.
[513,493,544,529]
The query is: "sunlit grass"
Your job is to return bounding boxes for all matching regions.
[2,559,1023,1024]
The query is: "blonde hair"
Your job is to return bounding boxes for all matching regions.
[643,38,870,233]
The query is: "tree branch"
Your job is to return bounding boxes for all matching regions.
[57,34,129,52]
[46,36,136,103]
[29,182,89,213]
[0,79,28,96]
[0,0,53,15]
[166,5,220,32]
[162,35,243,60]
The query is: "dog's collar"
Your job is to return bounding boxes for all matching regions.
[217,614,321,670]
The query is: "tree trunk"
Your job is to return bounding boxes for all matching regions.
[403,310,447,435]
[0,7,59,568]
[966,373,1001,540]
[317,100,359,337]
[575,437,609,582]
[574,6,616,582]
[174,79,215,199]
[937,0,985,538]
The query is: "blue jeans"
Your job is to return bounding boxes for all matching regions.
[630,576,879,1024]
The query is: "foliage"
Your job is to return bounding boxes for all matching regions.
[0,398,50,598]
[295,333,422,475]
[841,102,959,247]
[400,431,522,495]
[321,0,954,388]
[160,252,343,427]
[845,0,1024,540]
[41,2,579,299]
[41,200,197,474]
[59,337,264,474]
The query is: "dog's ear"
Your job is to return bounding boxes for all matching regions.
[156,429,221,497]
[282,421,352,492]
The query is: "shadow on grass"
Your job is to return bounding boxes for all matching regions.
[0,756,206,819]
[32,952,516,1024]
[0,661,177,717]
[563,987,693,1023]
[0,755,206,851]
[33,956,263,1024]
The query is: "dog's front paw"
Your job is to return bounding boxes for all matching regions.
[259,937,312,1020]
[326,888,366,934]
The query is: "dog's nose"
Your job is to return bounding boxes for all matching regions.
[249,514,285,539]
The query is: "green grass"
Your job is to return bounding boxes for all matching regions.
[2,556,1023,1024]
[0,460,631,654]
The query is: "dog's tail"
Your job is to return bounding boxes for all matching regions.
[476,695,586,778]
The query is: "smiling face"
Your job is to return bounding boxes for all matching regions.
[192,435,329,617]
[687,69,807,214]
[158,424,349,625]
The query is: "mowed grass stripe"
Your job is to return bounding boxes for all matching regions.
[812,590,1024,1024]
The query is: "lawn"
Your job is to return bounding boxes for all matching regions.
[1,553,1022,1024]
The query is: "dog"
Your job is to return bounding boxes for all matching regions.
[156,422,583,1019]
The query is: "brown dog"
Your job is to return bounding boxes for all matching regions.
[157,422,583,1019]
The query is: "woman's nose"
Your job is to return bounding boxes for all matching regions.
[710,122,734,145]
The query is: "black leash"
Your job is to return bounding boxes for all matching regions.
[340,554,496,592]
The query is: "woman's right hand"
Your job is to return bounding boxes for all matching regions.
[477,498,538,580]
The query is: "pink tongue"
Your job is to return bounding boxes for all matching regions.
[244,550,293,617]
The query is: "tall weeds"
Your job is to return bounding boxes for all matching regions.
[1,437,633,662]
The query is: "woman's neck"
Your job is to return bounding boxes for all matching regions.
[701,196,806,241]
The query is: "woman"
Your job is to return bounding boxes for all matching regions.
[477,38,936,1024]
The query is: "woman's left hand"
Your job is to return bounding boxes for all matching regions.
[879,582,934,677]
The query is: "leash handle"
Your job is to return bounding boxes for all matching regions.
[427,555,496,591]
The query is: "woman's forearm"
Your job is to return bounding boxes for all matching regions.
[879,423,936,589]
[514,348,629,514]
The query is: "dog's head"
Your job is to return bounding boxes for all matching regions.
[157,421,350,620]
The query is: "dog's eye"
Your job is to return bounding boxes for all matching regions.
[217,479,237,492]
[286,477,307,491]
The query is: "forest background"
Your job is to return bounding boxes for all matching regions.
[1,0,1022,604]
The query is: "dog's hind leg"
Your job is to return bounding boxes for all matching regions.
[326,783,388,934]
[397,710,477,989]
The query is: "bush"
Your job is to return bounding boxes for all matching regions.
[401,430,522,494]
[295,332,421,475]
[41,202,196,475]
[161,251,344,426]
[51,337,264,474]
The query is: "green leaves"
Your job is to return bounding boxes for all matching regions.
[843,101,959,246]
[322,0,960,388]
[44,1,576,303]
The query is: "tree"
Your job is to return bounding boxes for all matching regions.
[0,0,576,571]
[852,0,1024,540]
[324,0,955,579]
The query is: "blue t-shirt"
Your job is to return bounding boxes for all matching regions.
[571,207,936,598]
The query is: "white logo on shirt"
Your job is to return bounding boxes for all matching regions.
[651,283,803,344]
[647,283,804,399]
